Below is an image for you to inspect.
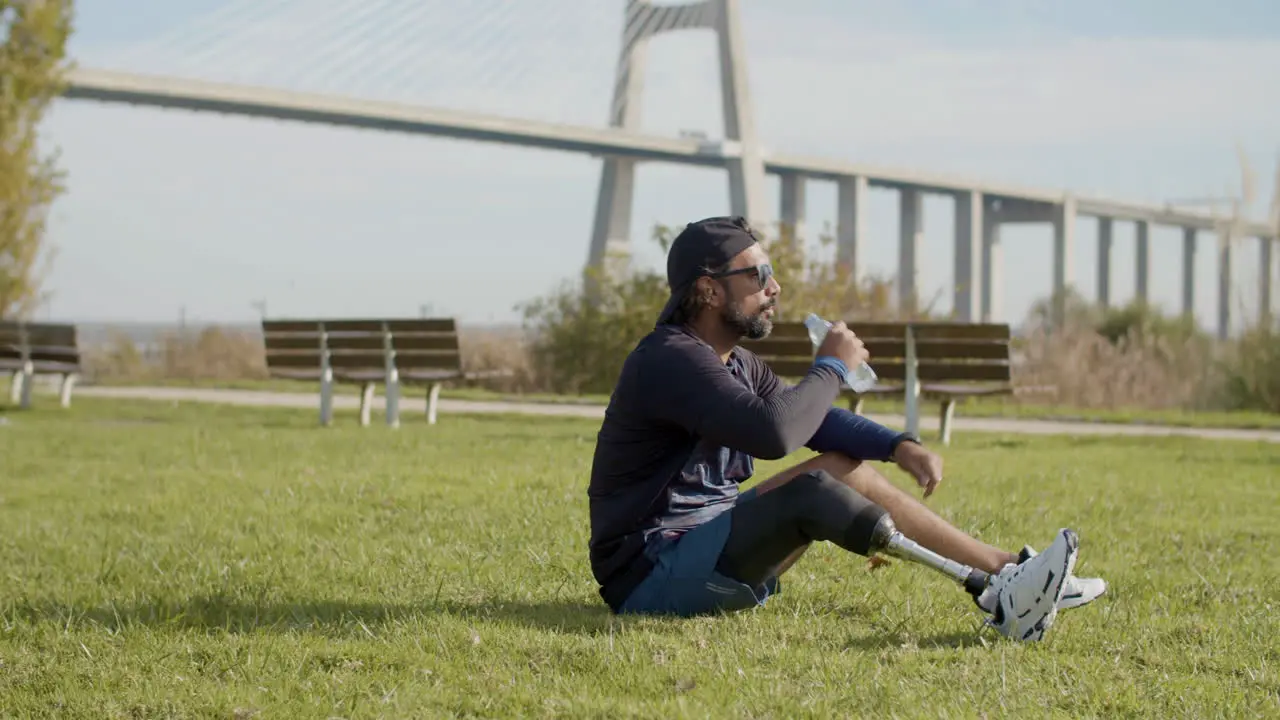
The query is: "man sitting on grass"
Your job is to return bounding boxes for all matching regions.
[586,215,1105,642]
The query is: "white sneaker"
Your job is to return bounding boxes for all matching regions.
[975,528,1079,642]
[1020,544,1107,610]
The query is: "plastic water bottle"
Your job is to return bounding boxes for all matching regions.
[803,313,878,393]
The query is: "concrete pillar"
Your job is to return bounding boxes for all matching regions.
[899,188,923,314]
[981,209,1003,322]
[1260,237,1274,327]
[1218,234,1233,341]
[836,175,867,279]
[1181,227,1196,319]
[953,190,982,322]
[1135,220,1152,303]
[715,0,768,225]
[587,5,651,278]
[588,159,637,279]
[778,172,806,242]
[1097,216,1113,307]
[1052,197,1077,325]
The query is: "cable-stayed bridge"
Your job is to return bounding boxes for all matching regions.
[59,0,1277,336]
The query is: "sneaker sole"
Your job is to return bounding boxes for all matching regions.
[1024,529,1078,641]
[1004,529,1078,642]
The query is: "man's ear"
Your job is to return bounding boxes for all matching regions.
[696,277,722,308]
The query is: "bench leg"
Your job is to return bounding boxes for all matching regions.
[939,398,957,446]
[426,382,443,425]
[8,371,22,405]
[59,373,78,408]
[319,371,334,426]
[17,362,33,409]
[385,375,401,429]
[359,382,375,427]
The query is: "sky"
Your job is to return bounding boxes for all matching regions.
[35,0,1280,332]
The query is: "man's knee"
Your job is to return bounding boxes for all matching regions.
[779,470,890,555]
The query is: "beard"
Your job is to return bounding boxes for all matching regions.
[721,298,775,340]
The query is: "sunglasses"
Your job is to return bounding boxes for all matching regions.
[708,263,774,290]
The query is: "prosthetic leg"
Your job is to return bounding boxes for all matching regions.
[860,511,991,599]
[716,469,993,601]
[852,500,1081,643]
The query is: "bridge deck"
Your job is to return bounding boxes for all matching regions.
[63,68,1274,238]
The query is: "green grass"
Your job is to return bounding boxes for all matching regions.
[2,399,1278,717]
[82,375,1280,429]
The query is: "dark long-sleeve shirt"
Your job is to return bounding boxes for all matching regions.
[586,323,906,609]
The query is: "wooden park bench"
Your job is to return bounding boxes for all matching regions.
[738,320,1015,445]
[0,321,82,409]
[261,317,501,427]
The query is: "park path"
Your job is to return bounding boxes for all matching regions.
[70,385,1280,444]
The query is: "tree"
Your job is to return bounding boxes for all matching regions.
[0,0,73,320]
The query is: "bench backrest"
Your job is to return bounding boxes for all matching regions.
[261,318,462,376]
[738,320,1012,385]
[0,321,81,371]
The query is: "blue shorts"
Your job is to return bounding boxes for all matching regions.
[617,488,781,617]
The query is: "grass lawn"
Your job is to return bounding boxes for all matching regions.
[2,398,1277,717]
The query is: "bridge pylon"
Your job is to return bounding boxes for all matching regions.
[586,0,767,283]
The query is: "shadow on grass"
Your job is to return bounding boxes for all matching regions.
[10,595,994,649]
[11,595,640,637]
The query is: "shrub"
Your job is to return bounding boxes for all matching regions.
[1215,322,1280,412]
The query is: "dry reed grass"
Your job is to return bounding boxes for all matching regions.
[1012,319,1216,410]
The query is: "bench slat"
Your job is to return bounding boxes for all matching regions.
[877,340,1011,361]
[325,335,387,351]
[263,335,326,351]
[912,323,1010,341]
[874,362,1012,382]
[27,348,81,364]
[262,320,321,334]
[263,351,386,370]
[394,335,460,351]
[24,325,77,346]
[384,318,456,333]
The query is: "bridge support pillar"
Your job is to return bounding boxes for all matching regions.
[1218,232,1233,340]
[1135,219,1152,303]
[1051,197,1077,327]
[1259,237,1274,328]
[1097,216,1113,307]
[779,172,806,243]
[836,175,867,281]
[588,158,638,283]
[981,205,1003,322]
[1182,227,1197,320]
[953,190,982,322]
[899,188,923,315]
[716,0,768,227]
